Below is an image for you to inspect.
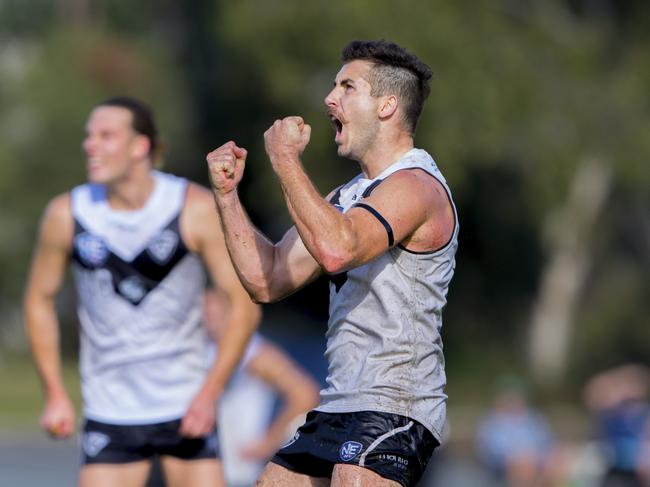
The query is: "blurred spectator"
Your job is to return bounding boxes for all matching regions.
[475,375,557,487]
[583,364,650,487]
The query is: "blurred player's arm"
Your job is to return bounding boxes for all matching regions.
[207,142,322,303]
[180,183,262,437]
[22,193,76,438]
[239,341,320,460]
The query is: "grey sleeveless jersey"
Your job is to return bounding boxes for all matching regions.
[316,149,459,440]
[70,171,210,424]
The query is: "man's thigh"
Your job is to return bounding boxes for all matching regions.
[160,456,224,487]
[256,462,330,487]
[79,461,151,487]
[332,464,401,487]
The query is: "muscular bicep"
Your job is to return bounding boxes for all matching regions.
[341,170,451,269]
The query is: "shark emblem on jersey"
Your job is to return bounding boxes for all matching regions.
[339,440,363,461]
[118,275,147,304]
[75,232,109,267]
[147,229,179,264]
[82,431,110,457]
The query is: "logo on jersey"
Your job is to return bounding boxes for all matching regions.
[147,229,178,264]
[82,431,110,457]
[75,232,109,267]
[118,275,147,304]
[339,440,363,461]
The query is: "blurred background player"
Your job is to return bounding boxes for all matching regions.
[475,375,557,487]
[583,364,650,487]
[203,288,320,487]
[23,96,260,487]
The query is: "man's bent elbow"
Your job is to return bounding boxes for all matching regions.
[247,287,276,305]
[320,253,352,275]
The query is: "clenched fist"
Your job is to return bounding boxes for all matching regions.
[264,116,311,171]
[206,141,247,196]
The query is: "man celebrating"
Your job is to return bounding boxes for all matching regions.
[207,39,458,487]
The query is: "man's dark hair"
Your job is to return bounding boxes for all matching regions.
[98,96,161,165]
[341,39,433,135]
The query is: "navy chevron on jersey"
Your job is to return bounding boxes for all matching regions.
[70,171,211,425]
[317,149,459,442]
[72,215,189,305]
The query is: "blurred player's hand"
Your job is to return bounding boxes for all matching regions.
[264,116,311,170]
[206,141,247,196]
[239,435,282,461]
[41,393,76,439]
[180,389,217,438]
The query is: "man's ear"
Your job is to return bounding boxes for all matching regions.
[131,134,151,160]
[378,94,398,119]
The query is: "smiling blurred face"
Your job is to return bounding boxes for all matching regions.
[82,106,146,185]
[324,60,381,161]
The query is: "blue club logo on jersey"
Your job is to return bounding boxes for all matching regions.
[118,276,146,304]
[147,229,178,264]
[339,440,363,461]
[75,232,109,267]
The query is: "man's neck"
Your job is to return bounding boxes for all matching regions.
[358,133,414,180]
[106,167,156,211]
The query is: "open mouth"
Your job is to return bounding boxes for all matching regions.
[328,113,344,139]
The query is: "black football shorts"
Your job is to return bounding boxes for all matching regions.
[81,418,220,464]
[271,410,439,487]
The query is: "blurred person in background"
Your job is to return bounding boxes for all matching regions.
[207,38,458,487]
[475,375,559,487]
[583,364,650,487]
[203,287,320,487]
[23,96,260,487]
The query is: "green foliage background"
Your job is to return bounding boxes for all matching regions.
[1,0,648,420]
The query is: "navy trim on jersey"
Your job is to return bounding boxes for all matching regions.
[361,179,383,198]
[329,186,343,205]
[71,216,189,305]
[328,185,344,212]
[352,203,394,247]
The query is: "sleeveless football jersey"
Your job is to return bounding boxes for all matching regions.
[316,149,459,441]
[70,171,210,424]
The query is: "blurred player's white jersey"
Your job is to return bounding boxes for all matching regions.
[70,171,210,424]
[318,148,459,441]
[212,335,276,487]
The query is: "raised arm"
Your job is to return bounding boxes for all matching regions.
[22,194,76,438]
[264,117,454,274]
[206,142,322,303]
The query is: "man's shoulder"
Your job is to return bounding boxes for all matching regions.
[45,192,72,220]
[38,192,74,247]
[183,181,213,209]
